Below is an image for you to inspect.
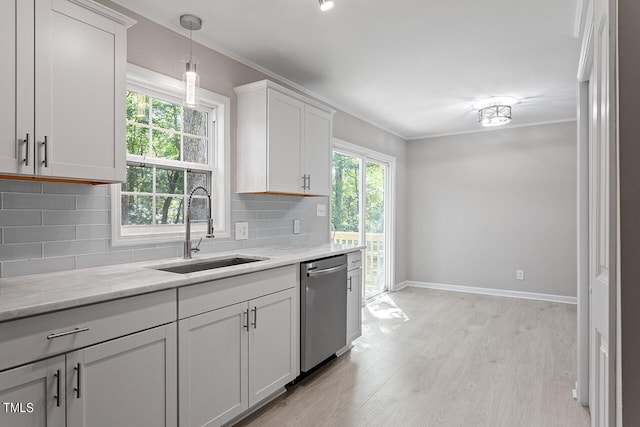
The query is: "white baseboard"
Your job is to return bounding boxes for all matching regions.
[392,281,410,292]
[403,281,577,304]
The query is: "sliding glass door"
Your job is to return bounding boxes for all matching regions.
[365,160,387,298]
[332,147,392,301]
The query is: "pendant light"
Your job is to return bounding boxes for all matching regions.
[180,14,202,108]
[319,0,334,11]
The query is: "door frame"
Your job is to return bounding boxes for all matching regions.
[332,138,397,297]
[575,0,620,422]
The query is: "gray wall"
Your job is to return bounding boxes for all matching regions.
[406,122,577,297]
[619,0,640,421]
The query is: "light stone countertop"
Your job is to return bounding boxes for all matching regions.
[0,243,365,322]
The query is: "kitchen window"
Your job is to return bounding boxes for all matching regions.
[111,64,230,245]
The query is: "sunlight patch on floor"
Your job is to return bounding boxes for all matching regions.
[364,294,410,322]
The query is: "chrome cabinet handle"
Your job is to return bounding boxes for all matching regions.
[244,308,249,331]
[74,363,81,399]
[47,327,90,340]
[307,174,311,190]
[21,133,30,166]
[41,136,49,167]
[251,307,257,329]
[348,276,352,292]
[301,175,307,190]
[54,369,61,407]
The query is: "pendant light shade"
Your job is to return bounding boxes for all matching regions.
[180,14,202,108]
[319,0,334,11]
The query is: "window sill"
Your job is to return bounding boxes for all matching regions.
[111,229,230,247]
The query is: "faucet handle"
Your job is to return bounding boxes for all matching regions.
[192,237,203,253]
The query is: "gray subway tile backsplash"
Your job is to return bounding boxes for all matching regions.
[2,256,76,278]
[0,183,316,278]
[0,210,42,227]
[43,211,109,225]
[3,226,76,244]
[0,243,43,261]
[3,193,76,210]
[0,181,42,194]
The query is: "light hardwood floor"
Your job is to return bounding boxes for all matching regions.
[236,287,590,427]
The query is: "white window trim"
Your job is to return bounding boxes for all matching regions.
[110,64,231,246]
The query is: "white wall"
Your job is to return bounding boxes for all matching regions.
[406,122,577,297]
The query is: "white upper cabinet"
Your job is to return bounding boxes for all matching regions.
[303,104,332,197]
[0,0,32,175]
[1,0,134,183]
[235,80,334,196]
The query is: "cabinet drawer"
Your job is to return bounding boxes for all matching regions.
[347,251,362,271]
[179,265,297,319]
[0,290,176,372]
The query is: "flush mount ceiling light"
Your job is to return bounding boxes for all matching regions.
[319,0,334,11]
[478,105,512,127]
[474,97,519,127]
[180,14,202,107]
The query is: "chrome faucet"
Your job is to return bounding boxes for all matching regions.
[184,186,215,259]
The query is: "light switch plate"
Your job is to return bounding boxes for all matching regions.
[293,219,300,234]
[235,222,249,240]
[316,204,327,217]
[516,269,525,280]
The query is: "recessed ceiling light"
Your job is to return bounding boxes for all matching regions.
[319,0,334,11]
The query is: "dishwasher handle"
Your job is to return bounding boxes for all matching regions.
[307,264,347,277]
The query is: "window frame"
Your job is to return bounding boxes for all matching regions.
[110,64,231,245]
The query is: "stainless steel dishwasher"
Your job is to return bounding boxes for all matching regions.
[300,254,347,372]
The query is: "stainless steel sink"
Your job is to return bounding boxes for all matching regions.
[154,257,264,274]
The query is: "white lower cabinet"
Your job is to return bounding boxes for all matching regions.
[346,251,363,346]
[179,287,298,427]
[179,302,248,427]
[248,289,298,407]
[0,356,66,427]
[0,323,177,427]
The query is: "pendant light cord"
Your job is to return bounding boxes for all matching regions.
[189,24,193,63]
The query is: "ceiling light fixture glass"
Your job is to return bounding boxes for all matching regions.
[478,105,512,127]
[475,96,518,127]
[319,0,334,11]
[180,14,202,108]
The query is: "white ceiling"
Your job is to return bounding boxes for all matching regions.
[113,0,580,140]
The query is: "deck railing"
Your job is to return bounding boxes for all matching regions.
[332,231,385,296]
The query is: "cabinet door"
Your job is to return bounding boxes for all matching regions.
[0,356,65,427]
[179,302,249,427]
[267,89,305,194]
[35,0,126,181]
[347,267,363,345]
[66,324,177,427]
[248,287,297,406]
[0,0,34,175]
[304,105,332,196]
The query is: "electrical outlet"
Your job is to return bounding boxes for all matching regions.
[516,269,525,280]
[293,219,300,234]
[316,204,326,217]
[235,222,249,240]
